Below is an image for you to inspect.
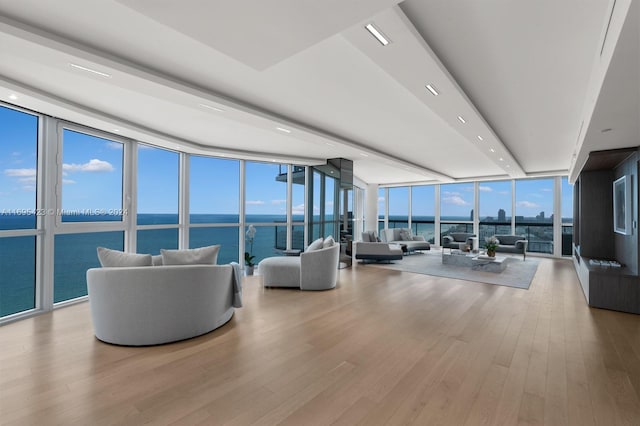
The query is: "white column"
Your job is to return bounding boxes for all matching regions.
[365,183,379,238]
[554,176,562,257]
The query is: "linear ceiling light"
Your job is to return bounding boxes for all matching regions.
[365,24,390,46]
[199,103,225,112]
[477,135,483,141]
[360,153,369,157]
[457,116,466,124]
[276,127,291,133]
[69,63,111,78]
[8,94,18,100]
[425,84,439,96]
[490,148,496,153]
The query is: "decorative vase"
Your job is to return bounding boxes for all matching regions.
[245,265,254,276]
[487,249,495,258]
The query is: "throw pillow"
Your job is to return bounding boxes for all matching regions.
[323,236,335,248]
[96,247,152,267]
[161,244,220,265]
[151,255,163,266]
[307,238,324,251]
[399,229,412,241]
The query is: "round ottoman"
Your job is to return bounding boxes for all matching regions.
[259,256,301,288]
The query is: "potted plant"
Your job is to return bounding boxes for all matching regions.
[484,236,499,257]
[245,225,256,275]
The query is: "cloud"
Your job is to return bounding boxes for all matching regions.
[479,186,493,192]
[246,200,265,205]
[378,196,385,203]
[442,195,469,206]
[271,199,286,205]
[63,179,76,184]
[517,201,540,209]
[106,142,123,150]
[443,191,461,197]
[498,190,510,195]
[18,176,36,184]
[4,168,36,177]
[63,159,114,173]
[292,203,305,215]
[11,151,20,156]
[541,188,553,192]
[22,185,36,192]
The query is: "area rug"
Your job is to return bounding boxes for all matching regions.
[368,251,539,289]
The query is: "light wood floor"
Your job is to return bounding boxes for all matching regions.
[2,258,640,425]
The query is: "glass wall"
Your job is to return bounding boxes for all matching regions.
[411,185,435,243]
[308,169,338,241]
[245,161,289,261]
[291,166,305,250]
[388,187,409,229]
[515,178,554,254]
[61,129,123,222]
[0,105,38,317]
[561,177,574,256]
[378,187,386,234]
[137,145,179,253]
[189,156,240,262]
[440,182,474,244]
[479,180,512,242]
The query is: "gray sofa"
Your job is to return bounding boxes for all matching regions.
[354,231,403,262]
[442,232,476,250]
[493,235,528,260]
[381,228,431,253]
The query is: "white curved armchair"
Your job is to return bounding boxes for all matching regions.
[259,244,340,290]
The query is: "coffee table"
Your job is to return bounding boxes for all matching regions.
[442,250,507,273]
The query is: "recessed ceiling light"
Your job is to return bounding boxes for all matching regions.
[490,148,496,153]
[276,127,291,133]
[360,153,369,157]
[506,165,511,168]
[477,135,483,141]
[601,128,613,133]
[112,128,120,133]
[457,116,466,124]
[8,94,18,100]
[69,63,111,78]
[365,23,390,46]
[199,103,225,112]
[499,157,504,161]
[425,84,439,96]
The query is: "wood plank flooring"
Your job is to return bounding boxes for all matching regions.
[2,258,640,425]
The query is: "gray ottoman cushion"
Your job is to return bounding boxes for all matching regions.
[259,256,301,287]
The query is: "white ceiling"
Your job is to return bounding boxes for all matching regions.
[0,0,629,185]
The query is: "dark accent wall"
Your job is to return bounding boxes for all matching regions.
[613,154,638,274]
[578,170,614,259]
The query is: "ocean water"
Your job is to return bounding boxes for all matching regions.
[0,213,305,317]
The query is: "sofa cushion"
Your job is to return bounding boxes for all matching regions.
[323,235,335,248]
[97,247,152,267]
[160,245,220,265]
[399,229,412,241]
[494,235,523,246]
[307,237,324,251]
[151,255,163,266]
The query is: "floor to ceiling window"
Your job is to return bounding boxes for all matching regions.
[478,180,513,241]
[136,144,179,255]
[561,177,574,256]
[55,127,125,303]
[0,105,38,317]
[388,187,409,229]
[245,161,289,263]
[515,178,554,254]
[439,182,474,243]
[411,185,435,243]
[189,156,240,264]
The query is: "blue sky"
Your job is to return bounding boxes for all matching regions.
[2,105,573,218]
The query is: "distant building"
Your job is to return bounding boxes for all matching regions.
[498,208,506,221]
[536,211,545,220]
[470,209,474,221]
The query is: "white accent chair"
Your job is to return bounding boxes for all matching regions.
[259,243,340,290]
[86,264,241,346]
